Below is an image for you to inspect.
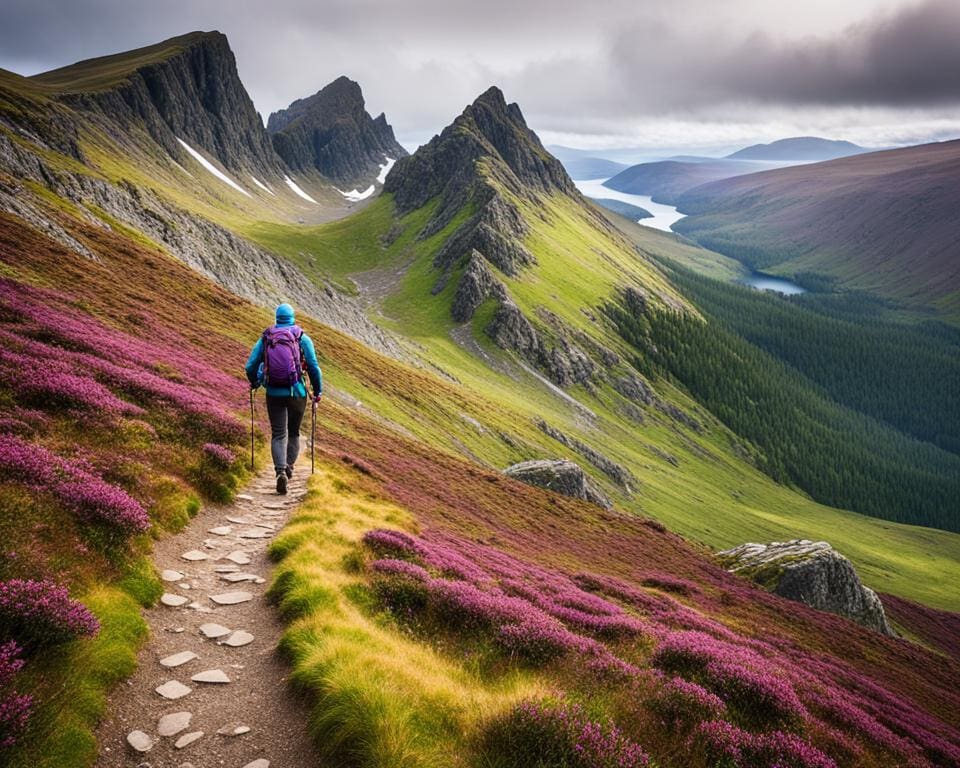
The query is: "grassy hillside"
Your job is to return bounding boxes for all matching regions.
[266,414,960,767]
[674,140,960,321]
[241,190,960,612]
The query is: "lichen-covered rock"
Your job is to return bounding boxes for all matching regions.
[718,540,894,636]
[504,459,611,509]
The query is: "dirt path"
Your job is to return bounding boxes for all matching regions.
[94,468,317,768]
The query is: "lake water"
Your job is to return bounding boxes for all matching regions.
[575,177,807,294]
[741,273,806,295]
[575,178,686,232]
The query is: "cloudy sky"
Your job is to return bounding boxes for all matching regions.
[2,0,959,155]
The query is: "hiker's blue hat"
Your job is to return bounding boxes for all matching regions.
[275,303,295,324]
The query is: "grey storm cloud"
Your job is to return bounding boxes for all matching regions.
[1,0,959,148]
[604,0,960,109]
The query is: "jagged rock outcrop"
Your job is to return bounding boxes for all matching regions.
[536,420,635,491]
[33,31,284,180]
[718,540,895,636]
[267,76,406,184]
[504,459,612,509]
[484,300,596,388]
[451,251,507,322]
[432,191,533,276]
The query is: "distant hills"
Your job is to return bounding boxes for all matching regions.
[558,156,630,180]
[675,139,960,316]
[603,159,768,204]
[590,198,651,220]
[728,136,870,162]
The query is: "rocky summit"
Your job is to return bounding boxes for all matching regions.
[503,459,612,509]
[267,76,406,184]
[33,31,284,179]
[718,540,895,636]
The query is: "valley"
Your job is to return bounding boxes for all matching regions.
[0,24,956,768]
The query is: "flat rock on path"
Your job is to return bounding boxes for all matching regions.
[94,468,316,767]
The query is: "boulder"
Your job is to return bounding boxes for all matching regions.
[504,459,611,510]
[718,540,894,636]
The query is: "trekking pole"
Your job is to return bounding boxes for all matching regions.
[311,396,317,475]
[249,389,256,471]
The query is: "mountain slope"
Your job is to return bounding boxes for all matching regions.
[728,136,870,162]
[267,75,407,185]
[675,139,960,318]
[32,31,283,181]
[604,159,770,204]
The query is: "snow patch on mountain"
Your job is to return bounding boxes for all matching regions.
[250,176,275,195]
[377,156,396,184]
[176,138,250,197]
[337,185,376,202]
[284,175,318,203]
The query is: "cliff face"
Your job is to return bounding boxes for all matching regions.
[267,76,406,184]
[33,31,284,179]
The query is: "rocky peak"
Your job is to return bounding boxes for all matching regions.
[718,540,895,636]
[34,31,284,180]
[267,76,406,184]
[385,86,575,227]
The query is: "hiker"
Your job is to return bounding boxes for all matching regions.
[245,303,323,494]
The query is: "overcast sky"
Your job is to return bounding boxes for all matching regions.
[2,0,959,154]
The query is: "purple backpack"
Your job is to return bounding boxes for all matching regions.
[262,325,304,388]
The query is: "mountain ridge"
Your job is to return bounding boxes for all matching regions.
[727,135,870,162]
[33,30,285,180]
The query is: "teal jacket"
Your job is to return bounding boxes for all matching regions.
[245,320,323,398]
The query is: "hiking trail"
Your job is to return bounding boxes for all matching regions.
[94,467,316,768]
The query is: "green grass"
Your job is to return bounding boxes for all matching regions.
[29,32,209,93]
[8,579,150,768]
[268,462,543,768]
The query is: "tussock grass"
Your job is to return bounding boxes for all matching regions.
[268,462,543,767]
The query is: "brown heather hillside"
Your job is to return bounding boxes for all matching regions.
[674,140,960,318]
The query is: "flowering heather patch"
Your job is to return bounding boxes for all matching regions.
[370,558,430,581]
[202,442,236,467]
[362,529,424,559]
[0,579,99,649]
[692,720,836,768]
[481,698,649,768]
[0,642,32,749]
[0,281,245,445]
[364,528,646,666]
[650,676,726,725]
[0,436,149,534]
[651,630,806,725]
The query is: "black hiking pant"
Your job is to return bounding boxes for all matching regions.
[265,395,307,474]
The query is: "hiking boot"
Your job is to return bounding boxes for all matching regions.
[276,471,288,495]
[284,465,293,479]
